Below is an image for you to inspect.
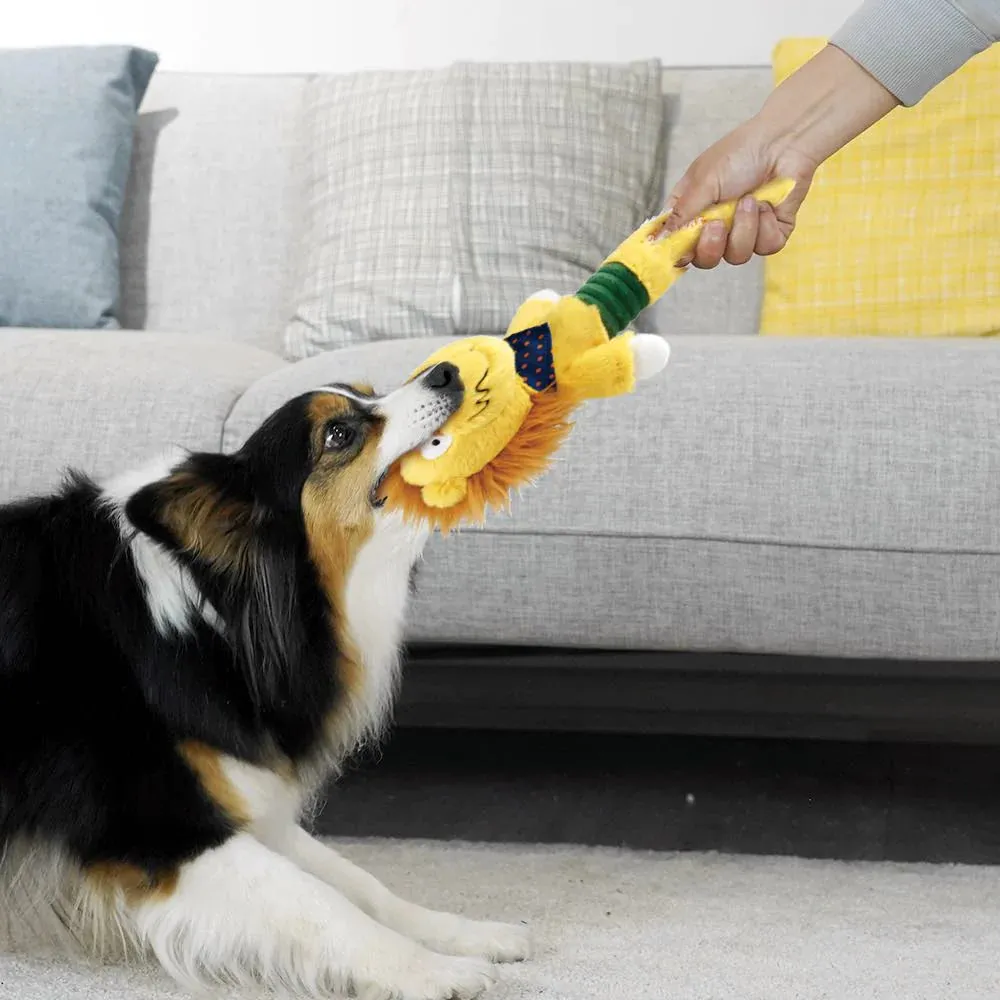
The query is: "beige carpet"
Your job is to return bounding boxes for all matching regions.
[3,838,1000,999]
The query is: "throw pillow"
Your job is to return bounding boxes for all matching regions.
[0,45,158,330]
[284,60,665,359]
[760,38,1000,338]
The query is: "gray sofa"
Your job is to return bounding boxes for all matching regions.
[4,68,999,742]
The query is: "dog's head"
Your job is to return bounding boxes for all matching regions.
[112,364,462,752]
[294,362,464,529]
[126,362,463,573]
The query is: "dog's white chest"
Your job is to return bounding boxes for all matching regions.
[339,512,429,743]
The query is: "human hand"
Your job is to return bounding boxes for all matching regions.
[657,44,899,269]
[659,122,816,269]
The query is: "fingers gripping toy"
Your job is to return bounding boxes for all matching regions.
[382,178,796,532]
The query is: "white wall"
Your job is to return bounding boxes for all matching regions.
[8,0,862,73]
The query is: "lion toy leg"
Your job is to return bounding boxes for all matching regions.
[563,331,670,399]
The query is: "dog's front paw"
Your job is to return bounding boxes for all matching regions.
[433,918,532,963]
[365,952,495,1000]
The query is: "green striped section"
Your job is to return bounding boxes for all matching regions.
[575,262,650,336]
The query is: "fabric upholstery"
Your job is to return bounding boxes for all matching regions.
[761,39,1000,338]
[114,67,770,351]
[285,68,458,357]
[411,534,1000,660]
[13,62,989,662]
[0,46,157,329]
[449,60,666,336]
[223,334,1000,660]
[118,73,308,353]
[0,330,283,503]
[644,68,774,338]
[284,61,666,358]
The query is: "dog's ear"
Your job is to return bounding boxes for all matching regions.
[125,456,257,574]
[125,456,302,701]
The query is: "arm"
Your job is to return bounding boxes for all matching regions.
[833,0,1000,106]
[663,0,1000,269]
[662,44,898,268]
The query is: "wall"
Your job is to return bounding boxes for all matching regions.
[8,0,861,72]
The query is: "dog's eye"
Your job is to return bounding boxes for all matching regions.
[324,422,356,451]
[420,434,452,460]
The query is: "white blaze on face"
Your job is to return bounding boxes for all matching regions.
[316,378,459,474]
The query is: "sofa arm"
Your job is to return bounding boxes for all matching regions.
[222,338,454,451]
[0,329,283,503]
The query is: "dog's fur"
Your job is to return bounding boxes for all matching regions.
[0,366,529,999]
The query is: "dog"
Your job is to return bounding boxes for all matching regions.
[0,360,530,999]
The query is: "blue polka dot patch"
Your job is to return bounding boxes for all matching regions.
[506,322,556,391]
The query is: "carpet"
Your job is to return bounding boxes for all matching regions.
[2,838,999,1000]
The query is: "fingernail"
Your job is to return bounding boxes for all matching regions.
[740,196,756,212]
[705,220,726,239]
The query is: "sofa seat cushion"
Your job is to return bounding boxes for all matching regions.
[0,330,283,503]
[223,334,1000,660]
[416,335,1000,659]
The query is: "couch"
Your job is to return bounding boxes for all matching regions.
[3,67,999,743]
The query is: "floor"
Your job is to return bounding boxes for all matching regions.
[9,839,1000,999]
[317,727,1000,864]
[7,732,1000,999]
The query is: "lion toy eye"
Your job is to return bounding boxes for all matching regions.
[420,434,452,460]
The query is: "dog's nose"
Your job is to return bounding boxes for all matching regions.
[423,362,461,392]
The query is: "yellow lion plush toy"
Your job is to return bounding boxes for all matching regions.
[382,178,796,531]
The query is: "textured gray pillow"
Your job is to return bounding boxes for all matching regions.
[285,60,665,359]
[0,46,158,329]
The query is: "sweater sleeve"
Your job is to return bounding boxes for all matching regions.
[831,0,1000,106]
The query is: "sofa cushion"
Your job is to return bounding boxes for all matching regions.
[449,60,666,337]
[411,532,1000,660]
[412,335,1000,659]
[761,39,1000,337]
[645,67,773,338]
[223,334,1000,660]
[0,330,284,503]
[284,60,666,359]
[113,67,772,351]
[0,46,157,329]
[119,73,308,354]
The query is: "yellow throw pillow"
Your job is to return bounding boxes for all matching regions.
[760,38,1000,338]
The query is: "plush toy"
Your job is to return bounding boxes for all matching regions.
[382,178,796,531]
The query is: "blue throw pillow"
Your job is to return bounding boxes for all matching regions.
[0,46,158,329]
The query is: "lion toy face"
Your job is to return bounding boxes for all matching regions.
[396,336,533,509]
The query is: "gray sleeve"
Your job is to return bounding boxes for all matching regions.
[831,0,1000,106]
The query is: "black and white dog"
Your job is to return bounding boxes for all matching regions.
[0,363,529,998]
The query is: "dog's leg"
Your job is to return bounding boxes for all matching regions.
[129,832,495,999]
[264,826,531,962]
